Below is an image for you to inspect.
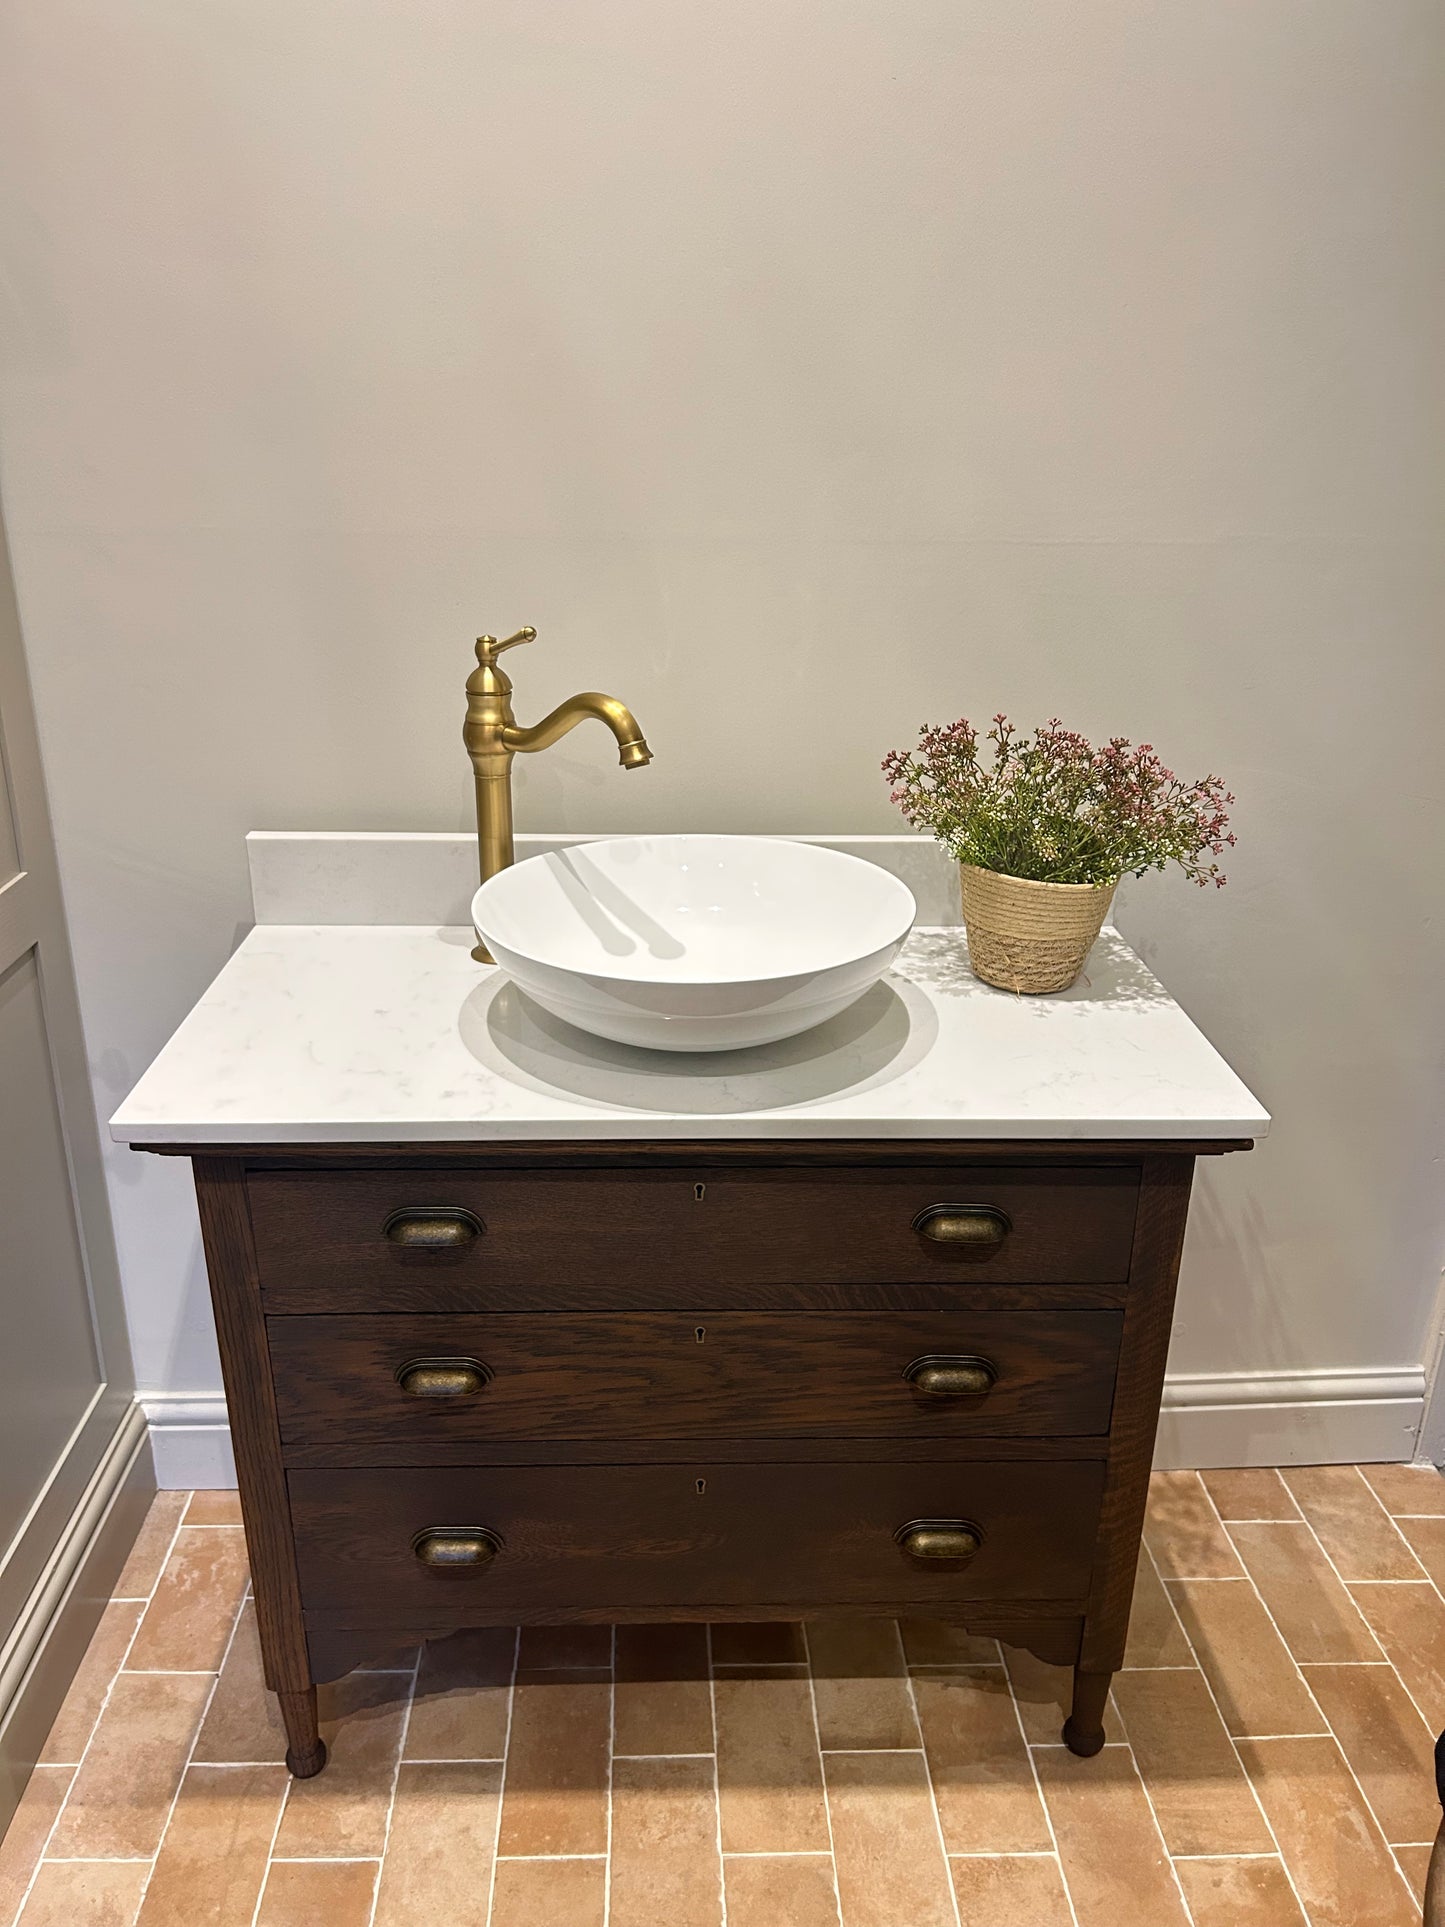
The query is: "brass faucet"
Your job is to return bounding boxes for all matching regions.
[464,626,652,960]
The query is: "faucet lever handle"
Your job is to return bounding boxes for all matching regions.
[475,627,537,666]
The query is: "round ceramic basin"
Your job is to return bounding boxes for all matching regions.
[471,834,916,1052]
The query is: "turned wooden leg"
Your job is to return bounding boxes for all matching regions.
[1062,1666,1111,1757]
[278,1686,327,1778]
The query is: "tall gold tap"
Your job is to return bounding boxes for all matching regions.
[463,626,652,961]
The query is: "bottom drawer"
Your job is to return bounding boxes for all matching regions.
[288,1461,1105,1623]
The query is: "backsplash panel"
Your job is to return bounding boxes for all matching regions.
[247,831,965,928]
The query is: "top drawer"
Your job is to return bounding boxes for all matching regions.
[248,1164,1140,1312]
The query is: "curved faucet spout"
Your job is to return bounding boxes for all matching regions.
[503,692,652,767]
[465,626,652,961]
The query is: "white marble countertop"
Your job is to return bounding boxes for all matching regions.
[111,922,1270,1145]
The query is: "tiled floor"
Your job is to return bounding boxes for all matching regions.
[1,1465,1441,1925]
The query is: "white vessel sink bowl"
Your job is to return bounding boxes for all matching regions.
[471,835,916,1052]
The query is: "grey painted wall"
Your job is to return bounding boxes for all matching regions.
[0,1,1440,1435]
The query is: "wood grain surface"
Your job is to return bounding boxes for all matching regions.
[268,1309,1123,1449]
[249,1162,1141,1312]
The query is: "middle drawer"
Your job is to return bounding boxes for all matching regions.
[269,1310,1122,1454]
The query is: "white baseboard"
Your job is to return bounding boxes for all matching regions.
[1155,1366,1424,1469]
[141,1395,236,1488]
[143,1369,1426,1488]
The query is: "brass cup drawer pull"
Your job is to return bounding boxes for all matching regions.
[913,1204,1011,1248]
[383,1206,484,1249]
[904,1355,998,1400]
[412,1527,501,1570]
[396,1357,492,1400]
[896,1519,984,1563]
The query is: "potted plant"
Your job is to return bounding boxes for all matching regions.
[882,715,1235,993]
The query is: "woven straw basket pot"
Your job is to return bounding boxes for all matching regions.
[959,863,1118,995]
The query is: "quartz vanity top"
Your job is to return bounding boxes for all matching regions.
[111,921,1269,1146]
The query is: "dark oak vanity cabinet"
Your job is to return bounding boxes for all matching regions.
[150,1135,1246,1778]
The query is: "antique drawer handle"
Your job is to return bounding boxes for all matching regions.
[912,1204,1011,1248]
[896,1520,984,1562]
[412,1527,501,1570]
[904,1355,998,1400]
[396,1357,492,1399]
[383,1207,483,1249]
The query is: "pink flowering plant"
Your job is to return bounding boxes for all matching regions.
[882,716,1235,888]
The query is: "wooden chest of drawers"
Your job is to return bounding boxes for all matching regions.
[176,1138,1227,1778]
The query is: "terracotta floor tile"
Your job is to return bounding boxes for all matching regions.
[1238,1734,1419,1927]
[497,1675,610,1856]
[42,1462,1445,1927]
[1144,1471,1243,1579]
[489,1856,607,1927]
[947,1854,1073,1927]
[611,1754,723,1927]
[50,1671,212,1858]
[126,1527,251,1673]
[614,1623,713,1756]
[913,1668,1050,1853]
[1351,1582,1445,1728]
[270,1671,411,1858]
[40,1601,144,1766]
[1363,1462,1445,1517]
[1201,1468,1299,1521]
[372,1761,501,1927]
[724,1854,839,1927]
[515,1623,612,1669]
[0,1766,72,1921]
[191,1602,286,1764]
[1121,1554,1193,1668]
[898,1618,1001,1667]
[1111,1668,1272,1854]
[17,1860,149,1927]
[184,1492,244,1526]
[1394,1842,1433,1901]
[513,1663,610,1687]
[1302,1661,1438,1846]
[710,1622,807,1667]
[1166,1580,1323,1737]
[1002,1645,1122,1746]
[404,1627,512,1760]
[807,1620,918,1751]
[824,1748,957,1927]
[1033,1744,1189,1927]
[1228,1522,1381,1662]
[714,1671,829,1853]
[1172,1856,1307,1925]
[136,1763,286,1926]
[1396,1514,1445,1588]
[255,1859,378,1926]
[1282,1466,1423,1581]
[113,1493,187,1600]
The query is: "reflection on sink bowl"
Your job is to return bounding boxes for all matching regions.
[470,835,917,1052]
